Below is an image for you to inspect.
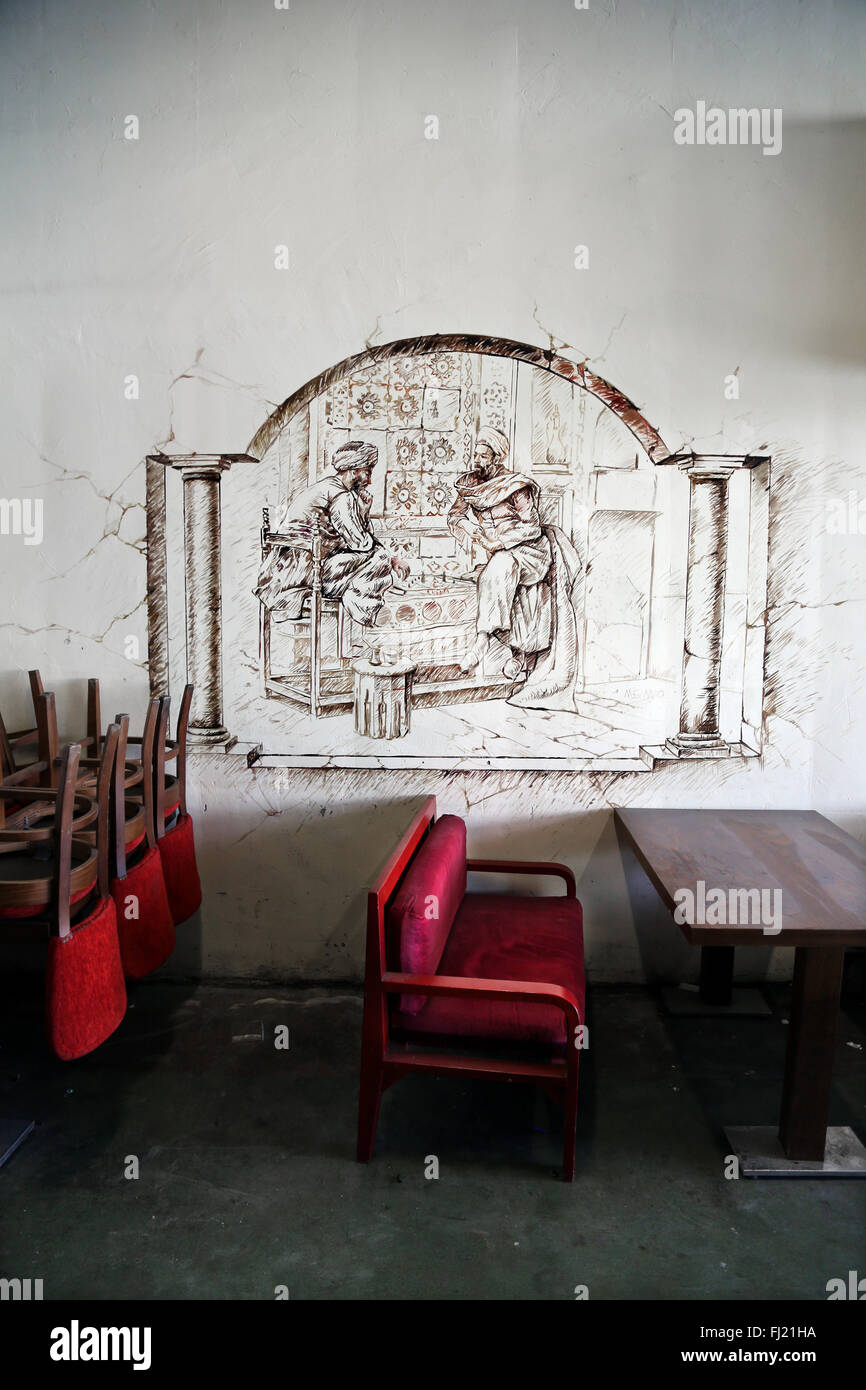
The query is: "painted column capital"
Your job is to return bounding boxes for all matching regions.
[671,451,770,478]
[656,451,769,477]
[147,451,256,478]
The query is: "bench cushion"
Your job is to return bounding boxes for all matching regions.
[397,892,584,1045]
[389,814,466,1015]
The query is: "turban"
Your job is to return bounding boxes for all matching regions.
[333,440,379,472]
[475,426,510,461]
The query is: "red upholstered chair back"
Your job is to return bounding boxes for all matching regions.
[388,813,466,1015]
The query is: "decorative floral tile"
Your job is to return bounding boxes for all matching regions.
[388,430,424,471]
[386,383,423,428]
[348,379,388,428]
[422,351,462,387]
[422,474,457,517]
[388,357,428,393]
[422,431,460,472]
[386,474,421,516]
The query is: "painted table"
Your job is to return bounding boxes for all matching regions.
[353,659,416,739]
[614,808,866,1176]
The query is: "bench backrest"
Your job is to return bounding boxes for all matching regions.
[388,814,467,1015]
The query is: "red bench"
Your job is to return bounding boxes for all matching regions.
[357,797,586,1181]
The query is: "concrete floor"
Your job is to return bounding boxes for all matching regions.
[1,977,864,1300]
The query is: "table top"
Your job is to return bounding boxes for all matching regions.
[614,809,866,946]
[353,658,417,677]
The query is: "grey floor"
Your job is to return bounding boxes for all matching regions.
[1,978,864,1300]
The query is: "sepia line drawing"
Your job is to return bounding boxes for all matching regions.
[146,333,771,772]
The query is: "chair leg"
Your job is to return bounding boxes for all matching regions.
[310,585,321,719]
[357,1052,384,1163]
[261,603,271,686]
[561,1068,579,1183]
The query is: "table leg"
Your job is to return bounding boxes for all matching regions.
[779,946,844,1161]
[699,945,735,1005]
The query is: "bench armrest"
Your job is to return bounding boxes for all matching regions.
[466,859,576,898]
[381,971,582,1025]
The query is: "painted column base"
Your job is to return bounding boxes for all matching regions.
[188,724,230,746]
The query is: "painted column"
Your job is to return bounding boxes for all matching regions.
[166,456,234,744]
[146,451,256,744]
[145,456,169,697]
[666,457,736,758]
[183,459,228,742]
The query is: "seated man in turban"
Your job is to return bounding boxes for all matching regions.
[447,426,554,677]
[255,440,409,626]
[447,422,583,700]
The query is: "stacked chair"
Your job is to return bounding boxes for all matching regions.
[151,688,202,926]
[0,734,127,1060]
[0,673,202,1061]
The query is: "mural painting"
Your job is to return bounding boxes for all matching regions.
[146,336,770,772]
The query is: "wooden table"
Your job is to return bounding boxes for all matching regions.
[615,808,866,1176]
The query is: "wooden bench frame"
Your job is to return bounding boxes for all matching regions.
[357,796,584,1181]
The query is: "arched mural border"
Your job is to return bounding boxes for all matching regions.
[247,333,674,464]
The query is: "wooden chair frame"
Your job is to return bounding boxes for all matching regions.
[259,510,345,718]
[357,796,584,1181]
[152,686,192,839]
[28,672,102,786]
[0,709,40,783]
[0,732,119,937]
[110,713,148,877]
[1,669,101,790]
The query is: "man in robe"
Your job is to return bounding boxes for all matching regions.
[255,440,409,625]
[447,425,582,700]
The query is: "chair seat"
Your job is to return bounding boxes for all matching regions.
[0,841,98,917]
[397,892,585,1046]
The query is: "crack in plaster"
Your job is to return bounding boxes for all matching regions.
[0,597,147,650]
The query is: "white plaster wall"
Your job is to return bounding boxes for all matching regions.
[1,0,864,982]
